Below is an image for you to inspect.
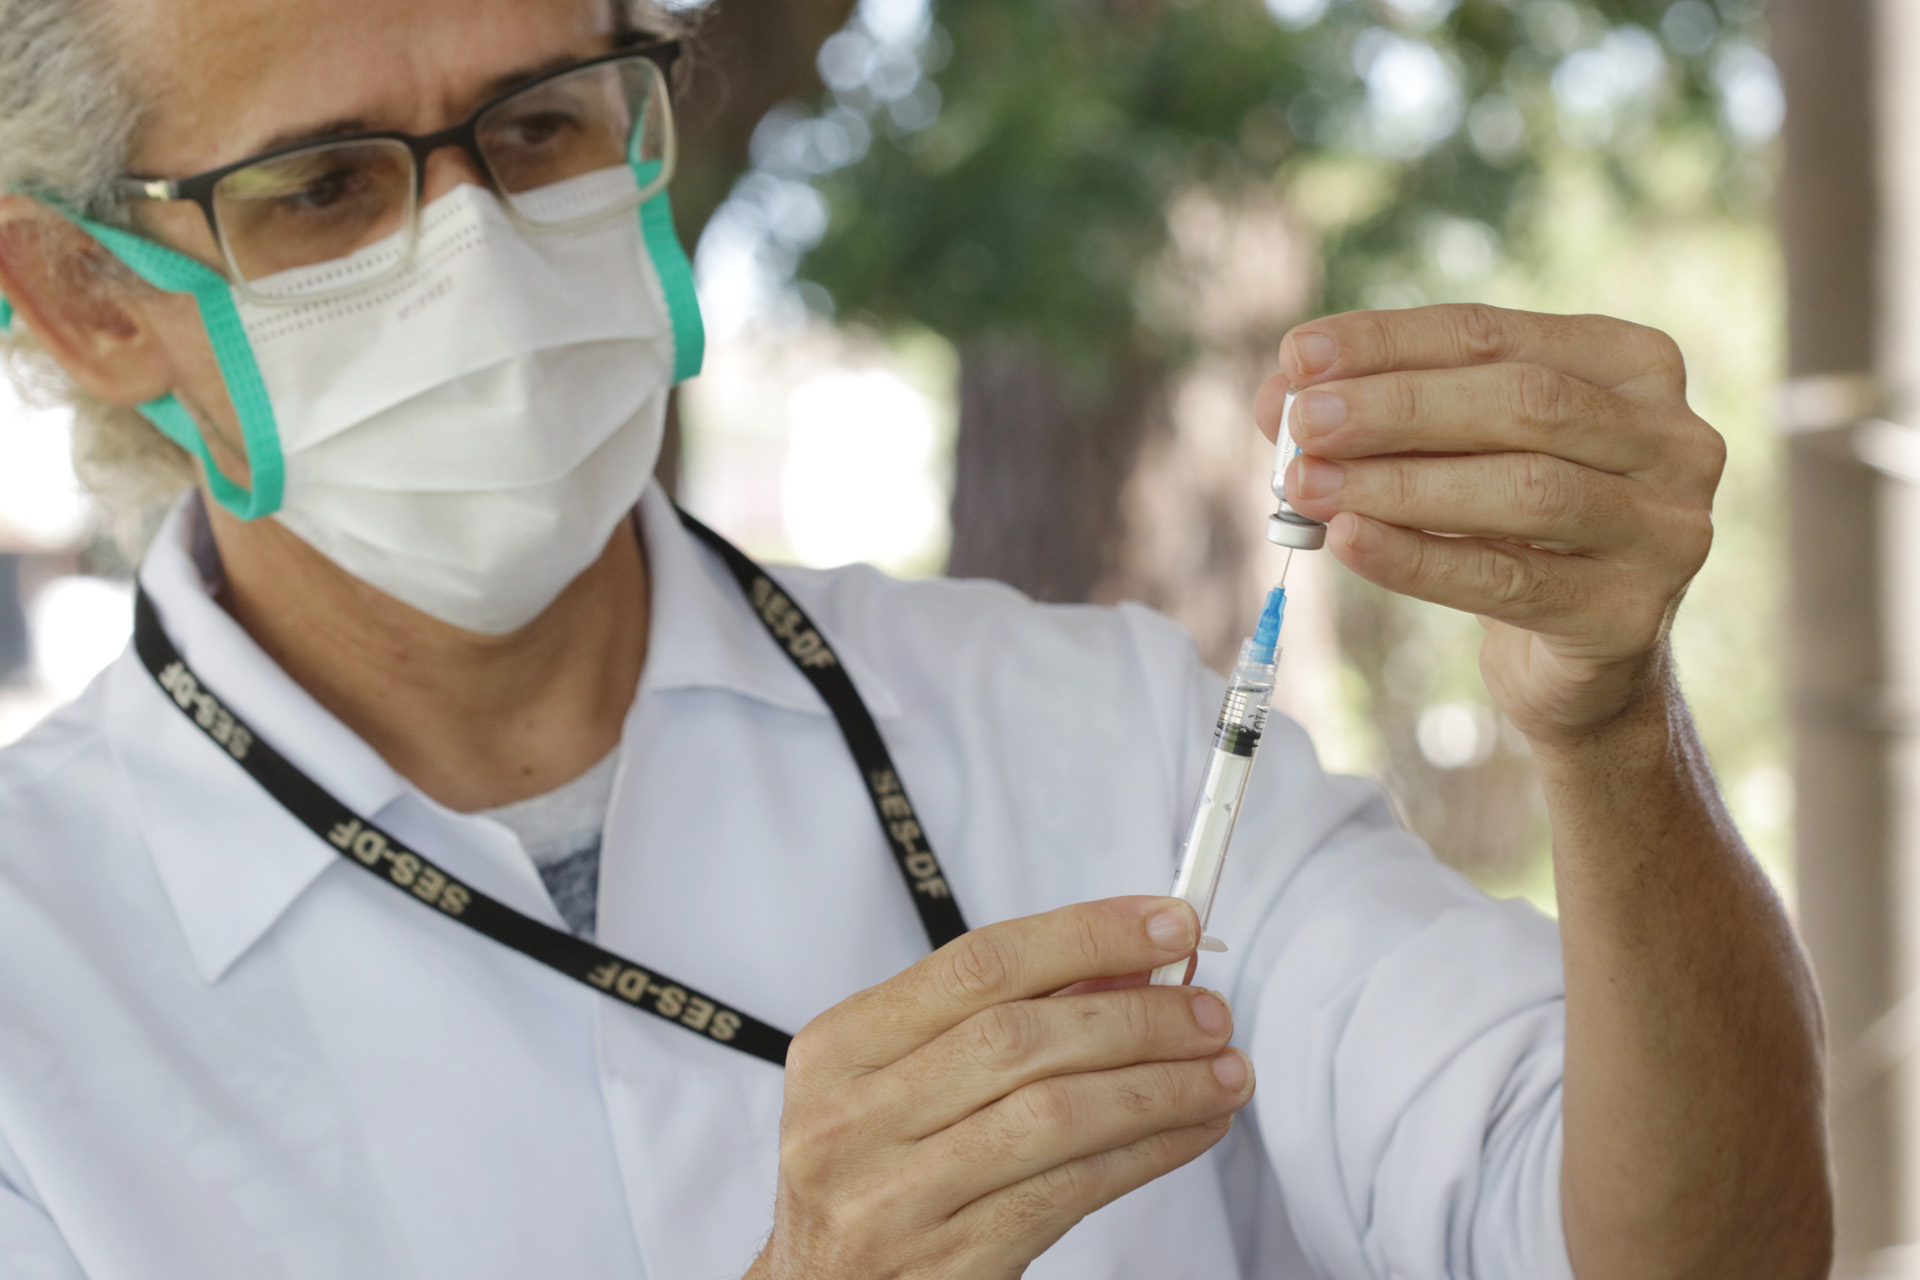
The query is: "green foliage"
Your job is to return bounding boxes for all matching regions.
[781,0,1773,363]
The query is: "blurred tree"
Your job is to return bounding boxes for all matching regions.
[738,0,1776,881]
[651,0,862,491]
[670,0,864,242]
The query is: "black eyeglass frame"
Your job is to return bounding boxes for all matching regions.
[109,39,682,294]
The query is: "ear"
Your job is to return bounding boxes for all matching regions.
[0,195,178,408]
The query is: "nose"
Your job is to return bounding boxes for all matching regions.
[419,143,493,204]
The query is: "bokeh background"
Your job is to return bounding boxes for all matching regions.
[5,0,1916,1273]
[8,0,1785,888]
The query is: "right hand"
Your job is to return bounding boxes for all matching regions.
[745,897,1254,1279]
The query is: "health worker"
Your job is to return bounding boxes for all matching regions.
[0,1,1828,1278]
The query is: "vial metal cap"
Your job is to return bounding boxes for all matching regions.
[1267,509,1328,549]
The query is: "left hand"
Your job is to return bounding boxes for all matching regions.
[1253,303,1725,748]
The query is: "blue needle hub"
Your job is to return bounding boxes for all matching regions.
[1250,586,1286,665]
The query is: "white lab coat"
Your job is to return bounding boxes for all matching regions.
[0,487,1574,1280]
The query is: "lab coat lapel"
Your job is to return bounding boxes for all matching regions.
[105,654,336,984]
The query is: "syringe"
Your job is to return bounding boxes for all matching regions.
[1150,585,1286,986]
[1147,386,1320,985]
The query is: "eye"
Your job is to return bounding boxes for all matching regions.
[279,166,364,211]
[496,110,585,149]
[228,155,386,221]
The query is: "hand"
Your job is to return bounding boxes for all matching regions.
[745,897,1253,1280]
[1254,304,1725,746]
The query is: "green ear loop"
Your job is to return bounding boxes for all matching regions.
[0,216,285,520]
[629,107,705,385]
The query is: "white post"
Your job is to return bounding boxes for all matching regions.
[1776,0,1896,1273]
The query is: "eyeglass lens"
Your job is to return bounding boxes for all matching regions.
[213,56,671,298]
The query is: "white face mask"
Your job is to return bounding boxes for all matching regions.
[25,173,705,635]
[246,181,684,633]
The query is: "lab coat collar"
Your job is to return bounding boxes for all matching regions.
[114,487,899,986]
[136,493,413,816]
[632,486,902,721]
[112,494,406,985]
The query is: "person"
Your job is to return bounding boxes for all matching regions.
[0,0,1829,1277]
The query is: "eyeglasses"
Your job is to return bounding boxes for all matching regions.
[111,42,680,304]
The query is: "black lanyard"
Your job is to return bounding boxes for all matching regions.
[131,508,968,1067]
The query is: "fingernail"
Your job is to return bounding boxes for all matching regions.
[1148,904,1196,952]
[1192,990,1232,1036]
[1294,455,1344,500]
[1294,390,1347,434]
[1211,1048,1251,1092]
[1289,331,1336,376]
[1338,512,1382,552]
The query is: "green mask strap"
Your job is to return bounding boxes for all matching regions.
[630,127,704,384]
[0,218,283,520]
[82,219,284,519]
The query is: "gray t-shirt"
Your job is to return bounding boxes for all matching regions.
[481,752,618,940]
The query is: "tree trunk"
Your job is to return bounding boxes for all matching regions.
[946,340,1163,604]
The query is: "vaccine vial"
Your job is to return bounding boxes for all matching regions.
[1267,389,1329,550]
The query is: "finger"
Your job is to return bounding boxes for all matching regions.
[1253,371,1291,444]
[1049,971,1152,997]
[1287,450,1646,556]
[1326,512,1663,654]
[876,986,1236,1137]
[925,1050,1253,1208]
[1280,304,1685,397]
[1285,363,1662,476]
[801,897,1200,1072]
[948,1119,1234,1271]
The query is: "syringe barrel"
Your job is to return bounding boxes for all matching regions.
[1163,751,1253,936]
[1149,657,1275,986]
[1213,648,1275,755]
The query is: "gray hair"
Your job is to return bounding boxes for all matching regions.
[0,0,191,550]
[0,0,678,551]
